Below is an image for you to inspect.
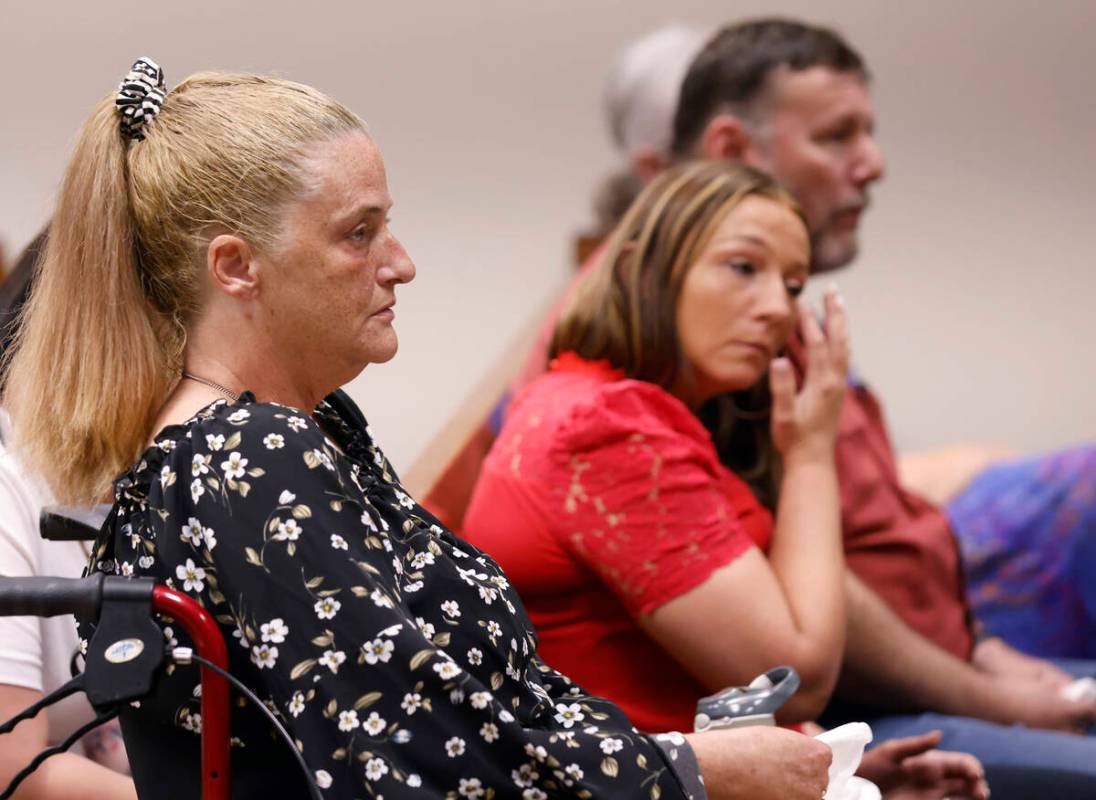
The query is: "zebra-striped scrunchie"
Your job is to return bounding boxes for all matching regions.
[115,57,166,141]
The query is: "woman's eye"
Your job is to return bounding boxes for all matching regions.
[350,225,369,242]
[785,281,805,298]
[729,259,756,276]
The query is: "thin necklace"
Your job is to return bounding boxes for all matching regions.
[182,372,241,402]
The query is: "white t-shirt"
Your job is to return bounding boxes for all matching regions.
[0,425,95,751]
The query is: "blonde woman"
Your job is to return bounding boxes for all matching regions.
[4,60,834,800]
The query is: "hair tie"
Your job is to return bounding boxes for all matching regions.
[115,57,167,141]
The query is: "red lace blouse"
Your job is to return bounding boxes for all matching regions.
[463,353,771,733]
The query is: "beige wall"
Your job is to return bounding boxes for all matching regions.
[2,0,1093,472]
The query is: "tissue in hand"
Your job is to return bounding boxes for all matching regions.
[1062,677,1096,703]
[815,722,880,800]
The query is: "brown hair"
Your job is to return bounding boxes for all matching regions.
[672,18,867,157]
[551,160,804,507]
[3,71,364,504]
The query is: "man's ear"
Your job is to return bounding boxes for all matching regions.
[207,234,260,300]
[698,113,755,162]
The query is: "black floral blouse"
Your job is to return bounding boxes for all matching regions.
[82,391,702,799]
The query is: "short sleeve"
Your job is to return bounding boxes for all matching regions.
[552,381,758,616]
[0,447,48,691]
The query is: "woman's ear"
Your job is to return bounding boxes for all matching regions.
[207,234,260,300]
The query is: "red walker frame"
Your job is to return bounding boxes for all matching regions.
[151,585,232,800]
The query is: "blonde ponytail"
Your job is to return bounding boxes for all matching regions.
[4,98,170,503]
[3,69,363,504]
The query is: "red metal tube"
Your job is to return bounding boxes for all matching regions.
[152,586,231,800]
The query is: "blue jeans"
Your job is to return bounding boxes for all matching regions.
[842,660,1096,792]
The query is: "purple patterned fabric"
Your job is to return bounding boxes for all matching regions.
[948,443,1096,658]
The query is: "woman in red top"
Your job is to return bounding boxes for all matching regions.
[465,160,848,732]
[465,160,989,799]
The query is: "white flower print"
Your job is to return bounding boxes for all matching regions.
[250,643,278,670]
[231,625,249,649]
[433,660,461,680]
[362,637,394,665]
[360,510,377,532]
[314,597,341,620]
[363,711,386,736]
[190,478,205,504]
[370,589,393,608]
[393,489,415,509]
[469,691,493,710]
[315,771,332,789]
[191,453,211,477]
[274,519,302,542]
[407,774,422,788]
[330,534,348,550]
[523,789,547,800]
[393,728,412,744]
[441,600,461,618]
[120,561,134,577]
[467,648,483,666]
[260,618,288,643]
[288,692,306,718]
[221,452,248,479]
[565,764,584,782]
[227,409,250,423]
[263,433,285,450]
[182,712,202,734]
[403,580,424,593]
[364,758,388,782]
[401,692,422,715]
[415,617,436,639]
[159,465,174,488]
[337,709,360,732]
[524,744,549,762]
[553,702,585,729]
[512,763,539,787]
[480,722,499,742]
[205,434,225,451]
[410,551,435,569]
[458,777,485,799]
[478,585,498,605]
[445,737,466,758]
[286,416,308,432]
[181,518,205,548]
[175,559,205,592]
[599,737,623,754]
[486,621,503,638]
[318,649,346,673]
[138,555,154,569]
[156,438,176,452]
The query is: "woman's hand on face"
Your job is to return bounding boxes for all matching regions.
[769,287,849,463]
[686,726,832,800]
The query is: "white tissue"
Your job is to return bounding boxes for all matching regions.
[815,722,879,800]
[1062,676,1096,703]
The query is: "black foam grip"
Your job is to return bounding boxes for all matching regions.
[0,574,104,619]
